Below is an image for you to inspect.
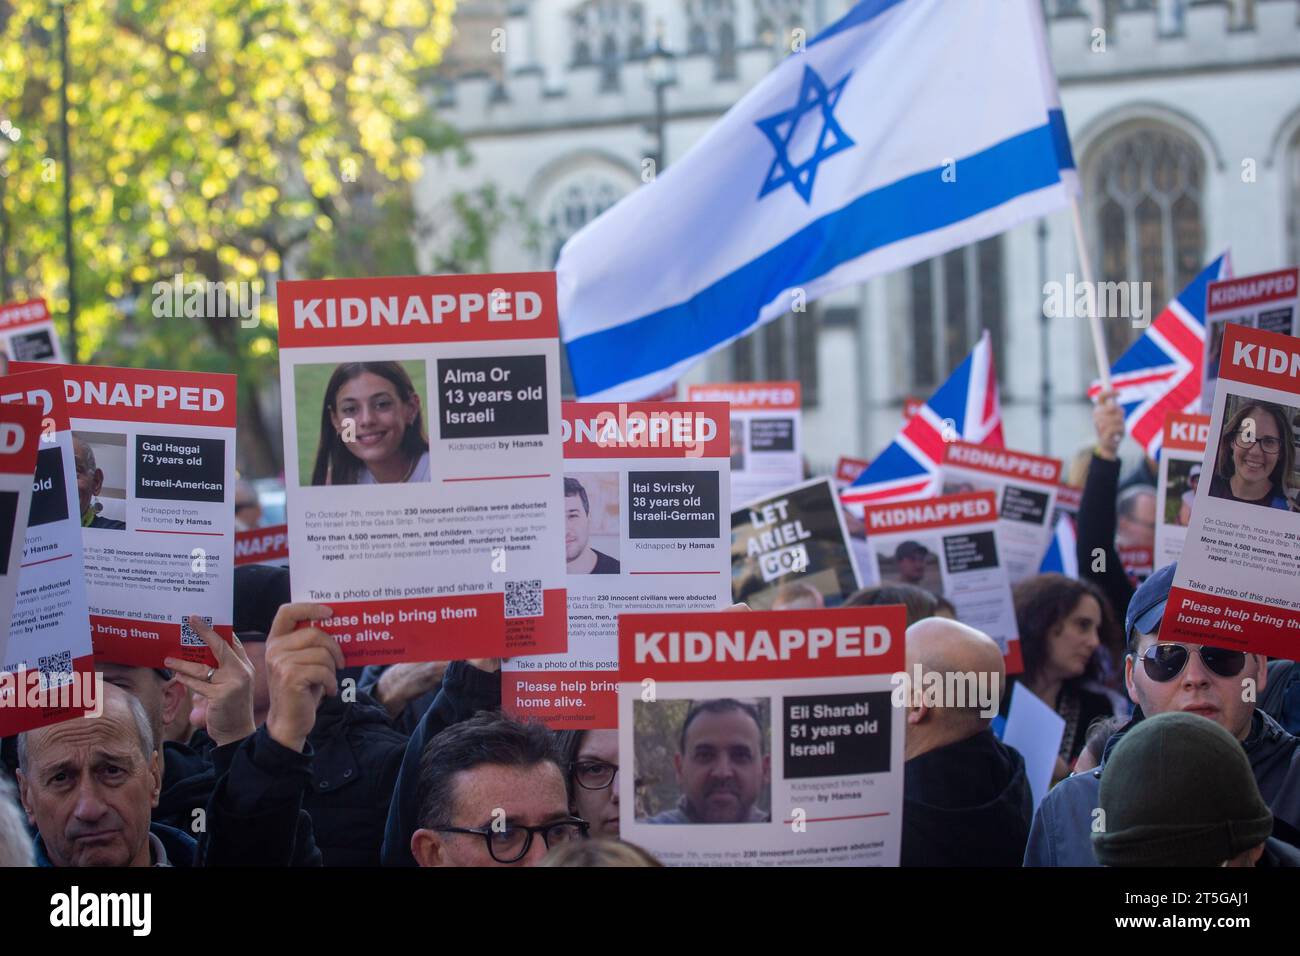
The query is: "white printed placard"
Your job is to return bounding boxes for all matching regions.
[1154,413,1210,569]
[1202,269,1298,413]
[1168,324,1300,656]
[0,299,63,363]
[503,401,731,728]
[276,272,567,663]
[13,361,237,668]
[0,401,40,645]
[0,367,96,734]
[617,606,905,866]
[862,491,1022,672]
[941,441,1063,584]
[686,381,802,505]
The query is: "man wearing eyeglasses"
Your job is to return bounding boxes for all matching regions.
[1024,562,1300,866]
[410,713,589,866]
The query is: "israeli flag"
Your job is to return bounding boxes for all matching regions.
[558,0,1078,399]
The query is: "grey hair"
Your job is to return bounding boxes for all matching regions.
[16,685,155,774]
[0,772,33,867]
[73,435,97,475]
[1117,484,1156,520]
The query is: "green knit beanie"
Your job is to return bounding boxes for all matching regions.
[1092,711,1273,867]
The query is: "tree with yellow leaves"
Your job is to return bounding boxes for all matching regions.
[0,0,510,474]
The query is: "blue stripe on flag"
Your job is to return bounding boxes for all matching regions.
[567,120,1068,396]
[808,0,908,48]
[1048,109,1075,170]
[1112,336,1175,375]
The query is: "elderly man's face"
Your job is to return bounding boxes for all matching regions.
[1117,491,1157,551]
[17,692,161,867]
[72,438,103,518]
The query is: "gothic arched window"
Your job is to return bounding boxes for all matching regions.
[907,238,1005,392]
[1289,126,1300,267]
[1088,123,1205,358]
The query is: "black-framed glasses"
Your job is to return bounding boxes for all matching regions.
[571,760,618,791]
[1233,432,1282,454]
[432,817,589,863]
[1139,643,1246,683]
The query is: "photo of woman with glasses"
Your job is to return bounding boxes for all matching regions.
[307,361,431,486]
[1208,400,1296,511]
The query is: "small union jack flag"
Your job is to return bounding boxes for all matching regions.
[843,331,1003,508]
[1087,253,1232,458]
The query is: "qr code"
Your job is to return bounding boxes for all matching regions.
[37,650,74,690]
[180,616,213,647]
[504,579,543,619]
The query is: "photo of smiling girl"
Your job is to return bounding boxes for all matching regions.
[308,361,431,486]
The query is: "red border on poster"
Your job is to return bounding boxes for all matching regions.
[617,606,906,682]
[276,272,559,348]
[685,381,800,411]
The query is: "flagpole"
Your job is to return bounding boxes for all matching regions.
[1069,198,1112,392]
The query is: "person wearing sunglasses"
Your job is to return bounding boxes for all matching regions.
[410,712,589,866]
[1208,402,1295,511]
[1024,562,1300,867]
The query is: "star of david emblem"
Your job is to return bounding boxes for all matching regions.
[755,64,855,204]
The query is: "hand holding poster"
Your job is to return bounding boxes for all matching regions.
[0,402,42,644]
[276,273,567,664]
[503,401,731,728]
[617,605,905,866]
[941,441,1062,583]
[0,299,63,363]
[13,361,237,667]
[862,491,1022,671]
[1167,325,1300,655]
[1154,413,1211,568]
[1202,269,1298,413]
[0,367,96,735]
[732,477,868,610]
[685,381,802,504]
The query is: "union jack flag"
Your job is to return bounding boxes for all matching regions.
[1086,253,1232,458]
[842,331,1003,508]
[1038,513,1078,578]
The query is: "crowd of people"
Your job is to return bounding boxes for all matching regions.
[1,391,1298,869]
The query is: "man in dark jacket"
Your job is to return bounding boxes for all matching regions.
[900,617,1032,866]
[184,565,410,865]
[302,691,407,865]
[17,682,197,867]
[1092,711,1297,867]
[381,658,502,866]
[1025,563,1300,865]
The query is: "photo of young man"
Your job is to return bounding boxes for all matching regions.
[565,475,620,574]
